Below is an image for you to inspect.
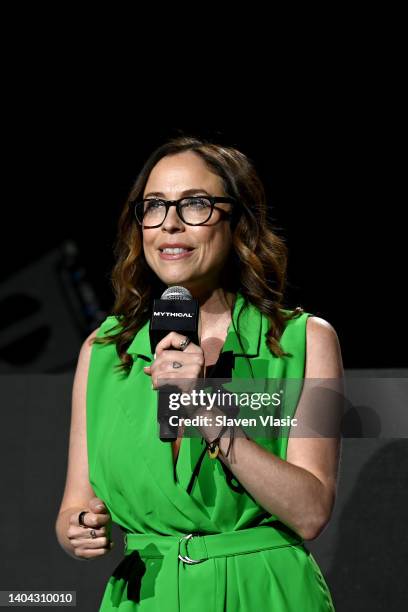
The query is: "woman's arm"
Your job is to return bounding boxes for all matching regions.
[199,316,344,541]
[55,327,111,558]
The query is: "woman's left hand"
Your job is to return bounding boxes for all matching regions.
[143,332,205,396]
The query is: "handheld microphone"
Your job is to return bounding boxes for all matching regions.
[149,285,199,354]
[150,286,200,442]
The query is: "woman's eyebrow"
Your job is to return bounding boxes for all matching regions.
[144,188,211,198]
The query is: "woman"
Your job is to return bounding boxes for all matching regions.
[55,136,343,611]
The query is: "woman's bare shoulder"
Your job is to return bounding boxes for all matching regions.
[305,315,344,378]
[74,326,105,375]
[307,315,338,336]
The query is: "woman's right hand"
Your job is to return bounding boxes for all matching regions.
[68,497,114,559]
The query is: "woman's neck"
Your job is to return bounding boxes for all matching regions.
[198,289,235,345]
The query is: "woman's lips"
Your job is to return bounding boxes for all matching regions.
[158,249,195,260]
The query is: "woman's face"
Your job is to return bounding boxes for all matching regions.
[142,151,234,296]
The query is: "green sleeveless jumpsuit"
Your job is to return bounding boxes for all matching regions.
[86,291,335,611]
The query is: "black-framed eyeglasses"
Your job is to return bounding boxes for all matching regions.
[129,195,237,228]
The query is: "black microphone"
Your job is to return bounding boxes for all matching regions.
[150,286,200,442]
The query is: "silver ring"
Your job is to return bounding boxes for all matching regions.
[90,529,97,539]
[179,337,191,350]
[178,533,205,564]
[172,361,183,369]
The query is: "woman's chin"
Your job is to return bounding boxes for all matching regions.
[158,273,194,288]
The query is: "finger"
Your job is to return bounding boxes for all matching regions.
[144,350,186,371]
[74,542,114,559]
[155,332,200,356]
[76,510,90,528]
[144,349,196,377]
[69,526,107,540]
[78,512,110,528]
[84,527,107,539]
[89,498,109,514]
[73,536,111,550]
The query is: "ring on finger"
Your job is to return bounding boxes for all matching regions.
[78,510,88,527]
[179,337,190,350]
[90,529,97,539]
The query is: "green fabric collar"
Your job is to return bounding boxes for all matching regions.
[126,290,263,360]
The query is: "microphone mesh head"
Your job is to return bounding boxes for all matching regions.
[161,286,192,301]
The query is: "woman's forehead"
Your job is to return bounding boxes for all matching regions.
[144,153,223,196]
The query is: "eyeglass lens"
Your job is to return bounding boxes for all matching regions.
[141,197,213,226]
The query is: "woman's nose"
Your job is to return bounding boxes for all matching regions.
[161,204,184,231]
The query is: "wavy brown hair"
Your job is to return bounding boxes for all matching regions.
[92,136,303,374]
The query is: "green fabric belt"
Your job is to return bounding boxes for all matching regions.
[124,524,303,611]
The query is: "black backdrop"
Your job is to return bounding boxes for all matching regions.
[2,124,403,368]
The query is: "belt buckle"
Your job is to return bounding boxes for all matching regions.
[178,532,205,564]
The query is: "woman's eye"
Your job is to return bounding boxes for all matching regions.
[183,198,209,208]
[145,200,163,210]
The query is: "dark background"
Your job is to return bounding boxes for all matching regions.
[1,124,403,369]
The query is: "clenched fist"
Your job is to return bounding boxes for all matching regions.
[143,331,205,396]
[67,497,114,560]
